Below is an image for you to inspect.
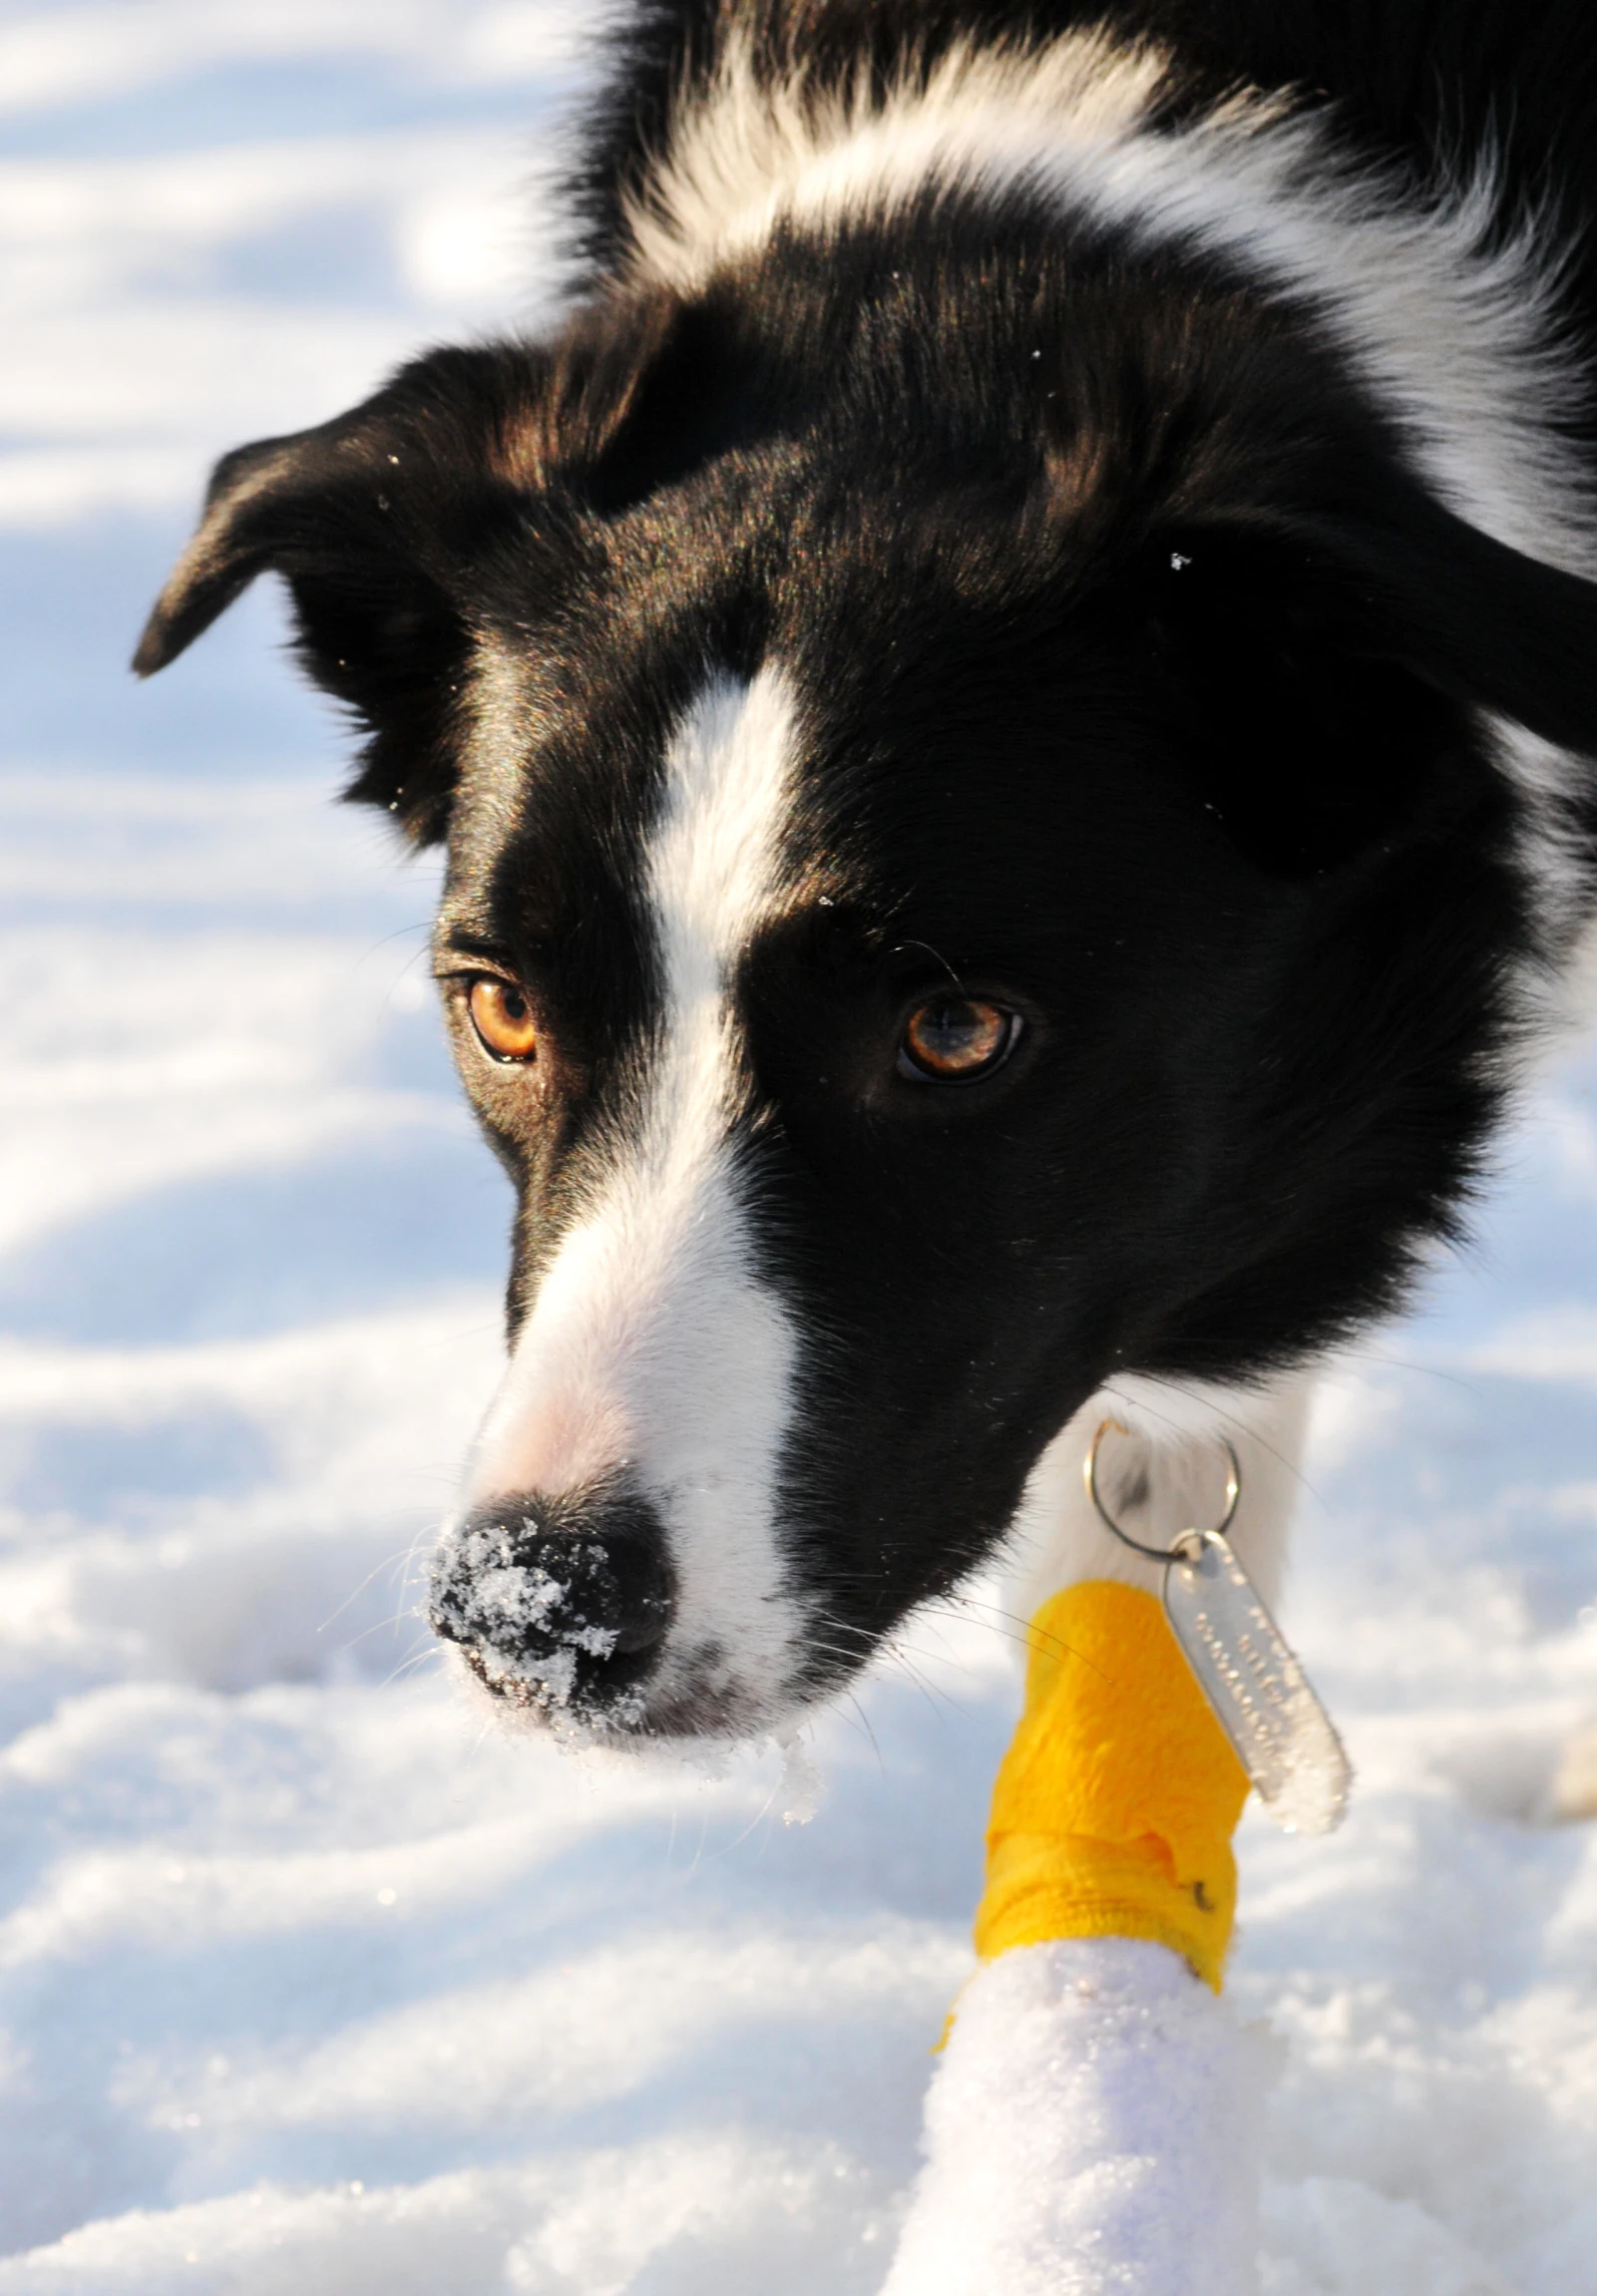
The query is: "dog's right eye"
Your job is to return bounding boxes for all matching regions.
[467,977,539,1063]
[898,996,1019,1083]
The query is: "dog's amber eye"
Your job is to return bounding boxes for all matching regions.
[899,997,1018,1082]
[468,977,539,1062]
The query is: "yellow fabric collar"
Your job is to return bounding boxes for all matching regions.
[975,1579,1250,1992]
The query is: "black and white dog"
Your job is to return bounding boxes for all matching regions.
[139,1,1597,1745]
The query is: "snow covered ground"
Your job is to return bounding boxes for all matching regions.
[2,6,1596,2288]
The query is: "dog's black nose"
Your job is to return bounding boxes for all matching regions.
[428,1485,674,1715]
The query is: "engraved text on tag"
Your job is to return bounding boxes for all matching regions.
[1162,1531,1352,1837]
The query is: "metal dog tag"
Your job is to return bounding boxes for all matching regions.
[1162,1529,1351,1837]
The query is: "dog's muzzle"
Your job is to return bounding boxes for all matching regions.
[429,1483,674,1719]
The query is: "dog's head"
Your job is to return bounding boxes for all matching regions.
[137,259,1597,1736]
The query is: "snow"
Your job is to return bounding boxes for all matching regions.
[2,6,1596,2286]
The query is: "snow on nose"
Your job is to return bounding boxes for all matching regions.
[430,1483,674,1718]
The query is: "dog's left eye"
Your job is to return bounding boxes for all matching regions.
[898,997,1020,1082]
[467,977,539,1062]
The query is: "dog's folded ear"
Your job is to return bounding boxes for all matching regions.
[132,345,574,843]
[132,303,718,843]
[132,422,455,686]
[1263,489,1597,761]
[1143,481,1597,877]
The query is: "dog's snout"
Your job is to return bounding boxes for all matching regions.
[429,1485,674,1717]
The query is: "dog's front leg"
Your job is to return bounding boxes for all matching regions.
[882,1385,1312,2296]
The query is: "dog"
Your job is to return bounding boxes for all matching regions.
[136,0,1597,1753]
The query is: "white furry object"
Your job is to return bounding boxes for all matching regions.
[882,1938,1278,2296]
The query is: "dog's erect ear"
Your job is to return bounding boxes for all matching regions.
[1142,483,1597,876]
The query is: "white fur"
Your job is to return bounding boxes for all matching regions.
[467,670,807,1721]
[1001,1377,1313,1618]
[883,1937,1277,2296]
[621,32,1170,289]
[622,30,1597,953]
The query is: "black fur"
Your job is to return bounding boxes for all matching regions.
[137,2,1597,1725]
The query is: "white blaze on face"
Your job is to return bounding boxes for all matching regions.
[467,669,805,1700]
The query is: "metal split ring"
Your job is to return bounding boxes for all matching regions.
[1084,1417,1242,1564]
